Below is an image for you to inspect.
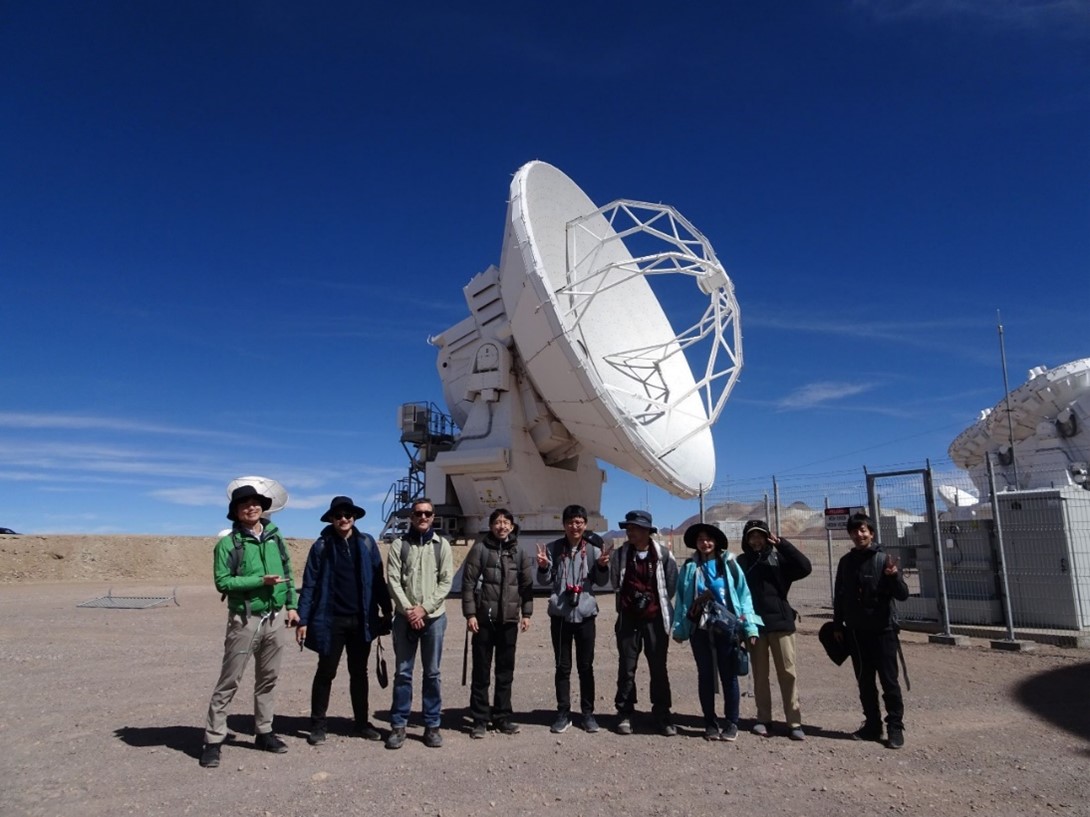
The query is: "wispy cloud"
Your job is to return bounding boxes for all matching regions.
[0,412,251,442]
[775,381,873,410]
[853,0,1090,33]
[744,314,1001,366]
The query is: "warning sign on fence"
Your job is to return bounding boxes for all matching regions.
[823,506,867,531]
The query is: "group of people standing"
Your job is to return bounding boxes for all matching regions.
[199,487,909,768]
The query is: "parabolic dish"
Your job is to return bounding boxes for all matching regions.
[498,161,739,497]
[226,475,289,514]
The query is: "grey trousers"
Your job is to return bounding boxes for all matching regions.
[204,611,286,745]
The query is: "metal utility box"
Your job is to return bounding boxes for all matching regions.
[901,518,1005,626]
[995,487,1090,630]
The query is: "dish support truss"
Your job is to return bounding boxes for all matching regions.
[565,199,742,449]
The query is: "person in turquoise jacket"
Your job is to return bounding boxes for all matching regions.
[673,523,762,742]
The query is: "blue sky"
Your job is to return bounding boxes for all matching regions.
[2,1,1087,536]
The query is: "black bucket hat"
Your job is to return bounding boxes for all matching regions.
[683,522,728,552]
[321,495,366,523]
[618,509,657,533]
[227,484,272,521]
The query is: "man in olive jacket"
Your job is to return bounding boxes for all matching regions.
[200,485,298,768]
[461,508,533,737]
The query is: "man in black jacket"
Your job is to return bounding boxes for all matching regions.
[737,520,812,740]
[296,496,392,746]
[833,512,909,749]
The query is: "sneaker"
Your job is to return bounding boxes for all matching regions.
[789,727,806,741]
[497,720,521,736]
[307,726,326,746]
[254,732,287,753]
[886,727,904,749]
[751,722,769,738]
[615,717,633,735]
[356,722,382,741]
[550,713,572,734]
[385,726,406,750]
[582,714,600,733]
[721,722,739,742]
[470,722,488,740]
[199,743,221,768]
[658,721,678,737]
[851,723,883,742]
[703,726,721,742]
[423,727,443,748]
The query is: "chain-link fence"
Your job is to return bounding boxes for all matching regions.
[703,457,1090,639]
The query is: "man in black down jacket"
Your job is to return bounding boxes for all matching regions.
[461,508,534,737]
[737,519,812,740]
[833,512,909,750]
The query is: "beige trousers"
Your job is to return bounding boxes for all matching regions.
[751,630,802,727]
[204,611,285,744]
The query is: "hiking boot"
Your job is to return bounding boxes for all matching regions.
[615,717,633,735]
[550,713,572,734]
[703,726,721,742]
[497,720,521,736]
[721,722,739,742]
[355,722,382,741]
[852,723,883,742]
[423,727,443,748]
[199,743,221,768]
[307,726,327,746]
[470,721,488,739]
[582,714,600,733]
[751,722,769,738]
[789,727,806,741]
[385,726,406,750]
[658,721,677,737]
[254,732,287,753]
[886,727,904,749]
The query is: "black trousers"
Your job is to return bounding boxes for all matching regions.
[470,619,519,724]
[550,616,597,715]
[614,613,672,720]
[848,628,904,729]
[310,615,372,728]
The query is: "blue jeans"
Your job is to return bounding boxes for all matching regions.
[690,626,739,728]
[390,613,447,728]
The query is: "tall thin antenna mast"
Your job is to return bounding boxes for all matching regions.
[996,310,1020,487]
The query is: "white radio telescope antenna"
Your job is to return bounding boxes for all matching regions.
[427,161,741,536]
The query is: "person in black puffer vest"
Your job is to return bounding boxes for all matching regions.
[737,519,812,740]
[461,508,534,738]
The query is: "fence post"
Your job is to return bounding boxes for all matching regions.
[824,496,835,606]
[986,452,1017,641]
[924,461,952,637]
[772,477,781,536]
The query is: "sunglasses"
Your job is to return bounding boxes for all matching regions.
[412,510,435,518]
[332,511,355,520]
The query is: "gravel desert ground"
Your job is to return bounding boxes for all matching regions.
[1,535,1088,817]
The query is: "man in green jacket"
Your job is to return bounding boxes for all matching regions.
[200,484,299,768]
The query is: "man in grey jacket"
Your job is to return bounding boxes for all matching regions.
[536,504,610,734]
